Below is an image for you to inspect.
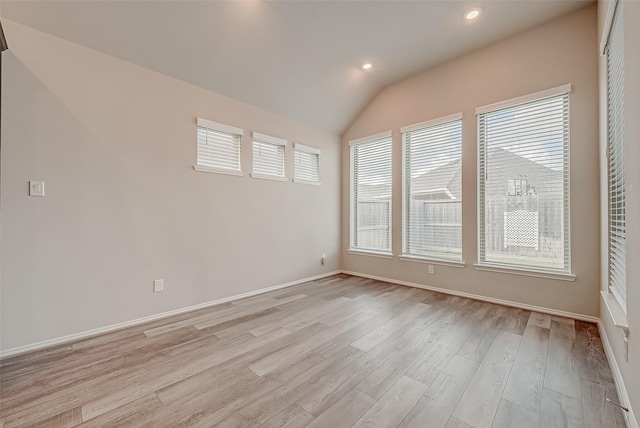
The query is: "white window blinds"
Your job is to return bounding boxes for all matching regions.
[294,143,321,184]
[252,132,287,181]
[196,118,243,174]
[402,114,462,261]
[349,132,393,253]
[477,86,570,272]
[607,1,626,312]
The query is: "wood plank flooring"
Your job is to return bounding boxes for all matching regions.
[0,274,626,427]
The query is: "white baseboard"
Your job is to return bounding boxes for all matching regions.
[598,321,638,428]
[341,270,600,323]
[0,270,341,360]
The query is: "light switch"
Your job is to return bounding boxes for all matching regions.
[29,181,45,197]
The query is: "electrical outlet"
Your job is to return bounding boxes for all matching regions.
[321,254,326,265]
[428,264,435,274]
[29,181,45,196]
[154,279,164,292]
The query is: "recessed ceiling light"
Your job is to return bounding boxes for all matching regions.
[465,8,481,21]
[361,62,373,70]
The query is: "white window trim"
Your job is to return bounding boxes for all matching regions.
[475,83,572,115]
[401,113,463,263]
[194,117,244,175]
[194,165,244,176]
[349,131,393,254]
[601,291,629,337]
[253,132,287,147]
[250,173,288,182]
[399,255,466,268]
[349,131,392,146]
[476,86,572,275]
[601,0,628,328]
[347,249,394,259]
[600,0,618,55]
[197,117,243,136]
[474,263,576,282]
[252,132,287,181]
[400,112,463,133]
[293,142,321,154]
[293,143,321,185]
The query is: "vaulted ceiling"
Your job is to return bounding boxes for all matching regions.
[1,0,592,134]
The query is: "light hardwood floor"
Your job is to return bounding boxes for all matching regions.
[0,274,626,427]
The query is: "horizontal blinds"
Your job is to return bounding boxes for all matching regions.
[402,117,462,261]
[294,145,320,183]
[478,91,570,272]
[253,136,286,178]
[197,121,242,171]
[350,134,392,252]
[607,1,626,312]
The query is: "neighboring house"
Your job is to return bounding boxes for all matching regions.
[411,157,462,201]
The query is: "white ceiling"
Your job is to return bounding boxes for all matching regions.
[1,0,592,134]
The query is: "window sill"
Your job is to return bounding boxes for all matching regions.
[399,255,465,268]
[292,178,321,186]
[601,291,629,336]
[193,165,244,176]
[250,173,287,182]
[474,263,576,282]
[347,249,393,259]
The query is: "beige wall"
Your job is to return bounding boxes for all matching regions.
[598,0,640,423]
[0,20,341,352]
[341,6,600,317]
[2,7,637,420]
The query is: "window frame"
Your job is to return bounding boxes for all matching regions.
[349,131,393,256]
[401,113,464,263]
[293,143,321,185]
[604,0,627,313]
[251,132,287,182]
[194,117,244,176]
[476,84,573,278]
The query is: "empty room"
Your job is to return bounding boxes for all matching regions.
[0,0,638,427]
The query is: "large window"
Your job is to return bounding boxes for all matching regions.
[252,132,287,181]
[402,114,462,261]
[478,86,570,272]
[606,1,626,312]
[350,132,393,254]
[195,118,243,175]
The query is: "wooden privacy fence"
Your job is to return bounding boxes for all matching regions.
[356,195,564,262]
[356,199,390,250]
[407,200,461,255]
